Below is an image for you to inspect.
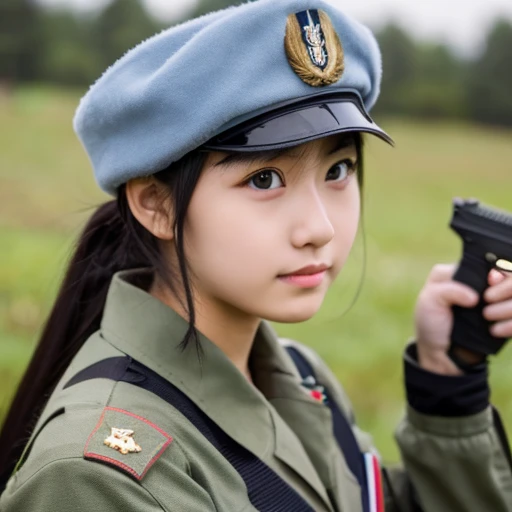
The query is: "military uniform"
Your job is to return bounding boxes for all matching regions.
[2,270,511,511]
[3,0,512,509]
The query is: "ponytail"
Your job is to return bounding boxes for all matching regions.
[0,199,151,485]
[0,150,207,487]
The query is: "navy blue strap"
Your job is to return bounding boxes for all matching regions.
[285,345,370,512]
[65,357,314,512]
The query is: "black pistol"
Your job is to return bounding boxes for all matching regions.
[450,198,512,356]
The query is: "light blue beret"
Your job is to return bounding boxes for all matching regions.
[74,0,385,195]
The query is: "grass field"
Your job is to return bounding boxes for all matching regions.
[1,87,512,463]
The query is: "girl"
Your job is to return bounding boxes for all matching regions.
[1,0,511,510]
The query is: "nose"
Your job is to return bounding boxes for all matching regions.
[289,187,335,249]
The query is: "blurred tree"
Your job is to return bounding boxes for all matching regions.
[38,0,165,87]
[373,24,418,117]
[0,0,42,84]
[467,20,512,127]
[39,11,100,86]
[375,25,468,120]
[404,43,467,119]
[94,0,163,71]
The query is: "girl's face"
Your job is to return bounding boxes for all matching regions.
[182,134,360,323]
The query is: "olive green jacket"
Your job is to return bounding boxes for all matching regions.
[1,270,511,511]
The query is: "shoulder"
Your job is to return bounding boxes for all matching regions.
[1,380,223,511]
[0,394,182,510]
[2,335,193,505]
[1,451,165,512]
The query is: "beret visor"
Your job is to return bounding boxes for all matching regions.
[203,93,393,152]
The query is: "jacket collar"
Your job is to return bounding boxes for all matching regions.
[100,269,334,510]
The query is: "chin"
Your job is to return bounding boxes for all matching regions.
[262,300,323,324]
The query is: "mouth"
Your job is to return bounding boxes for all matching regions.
[278,264,330,289]
[279,264,330,277]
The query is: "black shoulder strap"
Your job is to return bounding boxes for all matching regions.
[64,357,314,512]
[284,345,370,512]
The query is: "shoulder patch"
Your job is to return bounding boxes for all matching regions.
[84,406,173,480]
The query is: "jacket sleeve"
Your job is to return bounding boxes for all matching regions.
[0,457,217,512]
[290,340,512,512]
[389,343,512,512]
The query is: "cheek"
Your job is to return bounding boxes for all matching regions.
[330,182,361,269]
[183,186,279,290]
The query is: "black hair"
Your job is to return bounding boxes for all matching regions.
[0,133,363,486]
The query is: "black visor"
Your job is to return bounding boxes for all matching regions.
[203,93,393,151]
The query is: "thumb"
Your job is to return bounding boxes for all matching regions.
[435,281,479,308]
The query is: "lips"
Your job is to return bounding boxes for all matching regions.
[280,264,330,277]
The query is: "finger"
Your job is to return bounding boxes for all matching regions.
[434,281,479,308]
[484,274,512,303]
[490,319,512,338]
[488,268,507,286]
[428,263,457,284]
[483,299,512,321]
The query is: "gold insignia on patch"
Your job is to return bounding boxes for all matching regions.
[285,9,344,87]
[104,428,142,455]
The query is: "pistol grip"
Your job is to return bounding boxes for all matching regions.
[451,252,507,355]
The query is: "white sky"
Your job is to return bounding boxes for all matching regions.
[38,0,512,55]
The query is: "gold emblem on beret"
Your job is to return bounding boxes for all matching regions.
[104,428,142,455]
[285,9,344,87]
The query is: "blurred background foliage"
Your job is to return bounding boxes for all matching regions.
[1,0,512,463]
[2,0,512,125]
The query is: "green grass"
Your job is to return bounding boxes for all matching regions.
[2,87,512,463]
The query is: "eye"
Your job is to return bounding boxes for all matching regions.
[247,169,284,190]
[326,160,357,182]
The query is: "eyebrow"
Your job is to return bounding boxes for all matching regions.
[328,136,356,155]
[213,135,356,168]
[213,148,290,168]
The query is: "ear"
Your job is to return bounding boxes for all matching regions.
[125,178,174,241]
